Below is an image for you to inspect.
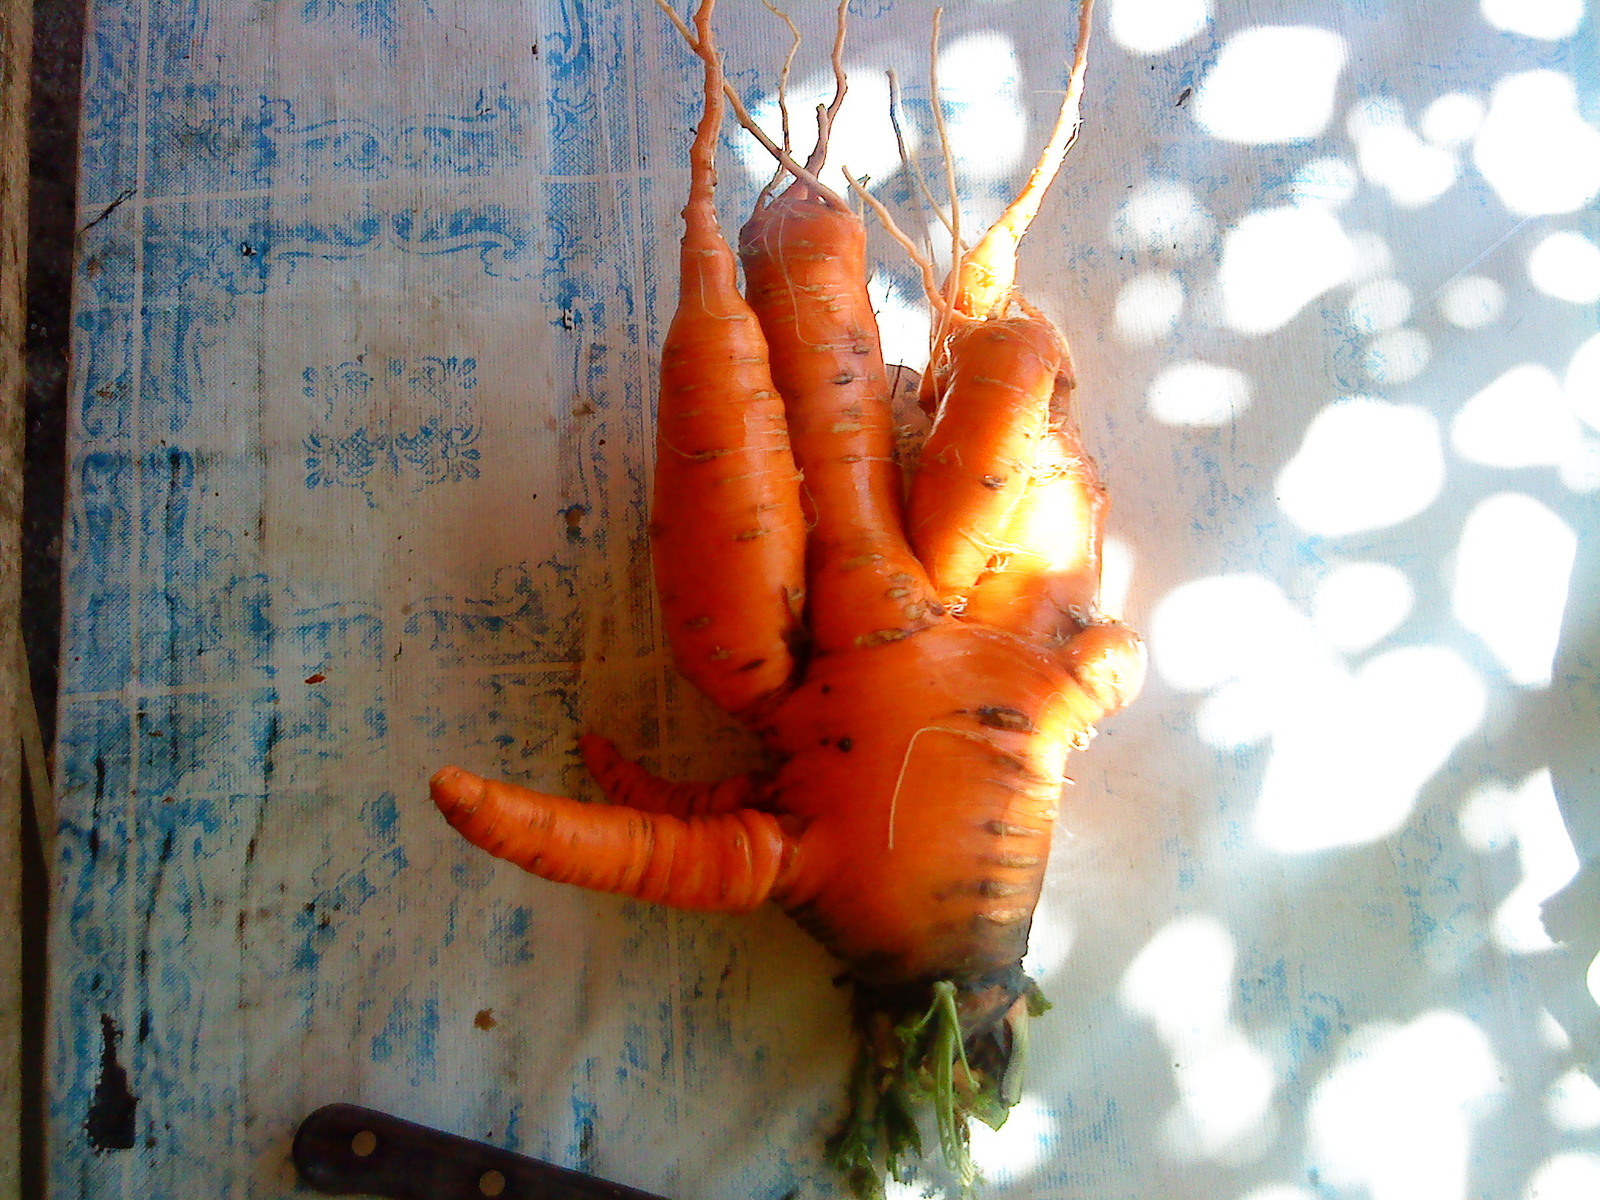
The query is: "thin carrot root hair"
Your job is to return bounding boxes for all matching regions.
[951,0,1098,319]
[755,0,804,206]
[653,0,851,211]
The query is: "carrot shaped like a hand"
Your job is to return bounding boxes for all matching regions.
[431,1,1141,1195]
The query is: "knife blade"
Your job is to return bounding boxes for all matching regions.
[293,1103,676,1200]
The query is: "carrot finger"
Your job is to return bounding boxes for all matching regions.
[579,733,763,817]
[960,418,1106,644]
[909,317,1069,602]
[741,194,943,651]
[431,766,801,913]
[651,0,807,719]
[1058,621,1146,717]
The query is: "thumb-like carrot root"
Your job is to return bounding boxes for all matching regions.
[430,766,800,912]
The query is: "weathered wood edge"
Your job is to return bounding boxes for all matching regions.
[2,0,35,1194]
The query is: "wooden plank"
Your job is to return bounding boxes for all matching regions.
[2,0,34,1191]
[47,2,1600,1199]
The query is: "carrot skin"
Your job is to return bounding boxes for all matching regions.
[740,191,943,652]
[760,623,1103,990]
[579,733,762,817]
[649,0,806,720]
[910,317,1069,601]
[959,419,1106,641]
[431,765,799,913]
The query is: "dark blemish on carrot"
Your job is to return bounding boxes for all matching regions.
[981,474,1005,490]
[837,737,853,752]
[976,705,1033,733]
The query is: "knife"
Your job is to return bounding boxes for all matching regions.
[293,1103,675,1200]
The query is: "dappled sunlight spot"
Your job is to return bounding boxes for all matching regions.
[1346,279,1413,335]
[1458,778,1517,854]
[1195,677,1276,748]
[1108,0,1210,56]
[1310,1012,1502,1200]
[1099,535,1134,622]
[1437,275,1506,328]
[1147,361,1251,426]
[1122,916,1278,1161]
[1540,1009,1574,1051]
[1115,270,1184,343]
[1567,333,1600,431]
[1194,27,1348,144]
[1162,1034,1278,1162]
[1528,230,1600,304]
[1290,157,1359,206]
[1310,561,1413,653]
[1557,438,1600,494]
[741,68,900,199]
[1473,71,1600,216]
[1276,398,1444,536]
[937,34,1027,187]
[1488,770,1579,953]
[819,71,899,199]
[1112,178,1215,259]
[1421,93,1487,147]
[1364,328,1431,385]
[1153,571,1486,853]
[1149,574,1309,695]
[1546,1068,1600,1131]
[1481,0,1585,41]
[969,1094,1056,1182]
[869,270,930,376]
[1452,364,1582,470]
[1523,1152,1600,1200]
[1451,492,1577,687]
[1348,97,1458,207]
[1254,645,1486,853]
[1021,904,1074,981]
[1122,914,1236,1039]
[1348,231,1395,282]
[1219,206,1355,334]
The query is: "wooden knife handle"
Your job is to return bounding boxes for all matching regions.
[293,1103,675,1200]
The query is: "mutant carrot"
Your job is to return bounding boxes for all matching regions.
[429,2,1142,1196]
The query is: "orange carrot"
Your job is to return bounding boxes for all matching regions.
[429,2,1140,1195]
[431,766,796,912]
[907,317,1067,601]
[649,0,806,720]
[732,3,943,655]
